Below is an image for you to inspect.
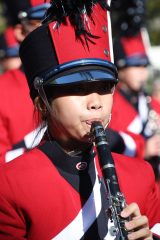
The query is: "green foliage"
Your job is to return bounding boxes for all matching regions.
[147,0,160,17]
[0,1,6,33]
[146,0,160,45]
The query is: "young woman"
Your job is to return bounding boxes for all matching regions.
[0,1,159,239]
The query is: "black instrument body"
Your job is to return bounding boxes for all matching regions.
[91,121,130,240]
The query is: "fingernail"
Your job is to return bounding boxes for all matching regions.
[121,210,128,218]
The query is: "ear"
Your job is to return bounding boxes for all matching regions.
[14,24,26,42]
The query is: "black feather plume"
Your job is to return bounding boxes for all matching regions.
[43,0,110,44]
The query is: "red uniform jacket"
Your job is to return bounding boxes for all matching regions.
[110,89,149,158]
[0,140,159,240]
[151,97,160,115]
[0,69,40,163]
[111,89,143,133]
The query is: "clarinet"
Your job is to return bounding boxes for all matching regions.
[91,121,130,240]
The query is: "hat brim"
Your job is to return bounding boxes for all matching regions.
[44,68,117,86]
[20,4,51,21]
[125,55,150,67]
[41,59,118,86]
[117,54,150,69]
[6,46,19,58]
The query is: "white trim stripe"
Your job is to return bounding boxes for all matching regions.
[138,94,149,122]
[5,148,25,162]
[107,0,114,63]
[119,131,136,157]
[127,115,143,134]
[24,125,47,149]
[151,224,160,237]
[51,168,102,240]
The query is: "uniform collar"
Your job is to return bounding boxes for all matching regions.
[38,140,96,175]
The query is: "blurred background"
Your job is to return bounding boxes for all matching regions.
[144,0,160,78]
[111,0,160,79]
[0,0,159,90]
[110,0,160,92]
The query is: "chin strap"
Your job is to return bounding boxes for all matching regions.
[38,86,53,114]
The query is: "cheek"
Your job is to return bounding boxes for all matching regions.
[51,96,82,126]
[124,74,139,89]
[103,94,113,113]
[142,70,149,82]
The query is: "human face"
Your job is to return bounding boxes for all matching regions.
[22,20,41,36]
[14,20,41,43]
[118,66,149,92]
[0,57,21,72]
[46,81,114,150]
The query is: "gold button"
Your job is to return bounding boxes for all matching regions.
[102,25,107,33]
[104,49,109,57]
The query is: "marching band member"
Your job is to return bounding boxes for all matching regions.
[0,1,159,239]
[110,30,160,182]
[0,0,50,163]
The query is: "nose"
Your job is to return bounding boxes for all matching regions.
[87,92,102,110]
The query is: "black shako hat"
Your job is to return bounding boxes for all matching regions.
[113,30,150,69]
[19,0,118,100]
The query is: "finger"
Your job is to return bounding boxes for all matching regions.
[125,215,149,231]
[121,202,140,218]
[127,227,152,240]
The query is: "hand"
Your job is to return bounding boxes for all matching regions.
[121,202,153,239]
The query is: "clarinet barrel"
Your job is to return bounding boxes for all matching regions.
[91,121,130,239]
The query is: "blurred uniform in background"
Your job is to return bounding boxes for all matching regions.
[106,0,148,159]
[150,78,160,187]
[110,0,160,184]
[151,78,160,108]
[0,26,21,72]
[110,30,160,182]
[0,0,50,163]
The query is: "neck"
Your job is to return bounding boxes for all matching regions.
[46,131,92,156]
[58,139,92,156]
